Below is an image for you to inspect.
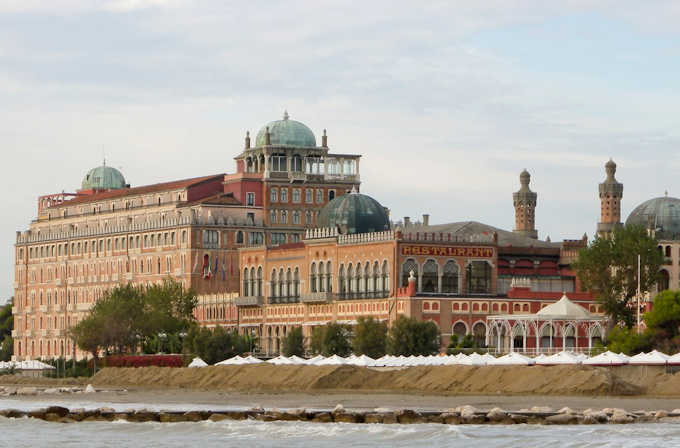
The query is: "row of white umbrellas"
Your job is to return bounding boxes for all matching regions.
[189,349,680,368]
[0,360,56,370]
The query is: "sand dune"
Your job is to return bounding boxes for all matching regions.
[86,364,678,397]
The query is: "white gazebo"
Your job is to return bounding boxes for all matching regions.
[486,294,607,354]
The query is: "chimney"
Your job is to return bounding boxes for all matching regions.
[404,217,410,227]
[422,214,430,226]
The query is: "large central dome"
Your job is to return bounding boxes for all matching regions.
[626,195,680,239]
[255,111,316,148]
[318,191,391,235]
[81,164,127,191]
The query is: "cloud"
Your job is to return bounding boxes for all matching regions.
[1,2,680,299]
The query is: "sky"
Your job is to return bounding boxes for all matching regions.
[1,0,680,300]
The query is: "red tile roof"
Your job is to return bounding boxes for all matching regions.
[51,174,225,208]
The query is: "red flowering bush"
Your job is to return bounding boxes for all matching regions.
[103,354,185,368]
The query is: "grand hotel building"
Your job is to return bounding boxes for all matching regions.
[13,112,609,360]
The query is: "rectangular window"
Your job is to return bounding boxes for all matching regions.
[292,188,300,203]
[246,192,255,206]
[270,210,277,224]
[271,155,287,172]
[270,188,278,203]
[202,230,219,249]
[280,188,288,203]
[293,211,300,224]
[305,189,313,203]
[316,189,323,204]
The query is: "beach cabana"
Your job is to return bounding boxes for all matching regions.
[487,294,607,354]
[582,351,628,366]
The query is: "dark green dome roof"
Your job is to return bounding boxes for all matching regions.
[255,111,316,148]
[81,165,126,190]
[626,196,680,239]
[318,192,390,235]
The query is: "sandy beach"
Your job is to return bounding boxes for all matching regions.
[2,364,680,412]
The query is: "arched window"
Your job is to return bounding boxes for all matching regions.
[249,267,256,297]
[293,210,300,225]
[466,261,492,294]
[305,210,312,225]
[310,263,317,293]
[563,324,576,349]
[472,322,486,347]
[257,267,263,297]
[338,264,346,295]
[270,210,277,224]
[279,268,285,298]
[372,261,380,294]
[452,321,467,337]
[382,261,389,294]
[363,263,370,293]
[271,269,278,297]
[286,269,292,299]
[665,246,672,257]
[422,260,438,293]
[659,269,670,291]
[401,259,418,287]
[243,268,249,296]
[354,263,362,293]
[326,261,332,293]
[347,263,354,294]
[319,262,325,292]
[540,324,554,351]
[293,268,300,297]
[442,260,459,294]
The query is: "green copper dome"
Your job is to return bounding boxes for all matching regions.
[318,191,391,235]
[255,111,316,148]
[81,165,127,191]
[626,195,680,239]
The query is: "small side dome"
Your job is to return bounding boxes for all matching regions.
[254,111,317,148]
[81,165,126,191]
[318,191,390,235]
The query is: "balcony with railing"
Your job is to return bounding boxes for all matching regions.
[300,292,335,303]
[234,296,264,307]
[268,296,300,304]
[336,291,390,300]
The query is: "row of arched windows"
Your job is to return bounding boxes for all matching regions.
[401,258,492,295]
[337,261,390,298]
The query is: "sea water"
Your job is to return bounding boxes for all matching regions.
[1,417,679,448]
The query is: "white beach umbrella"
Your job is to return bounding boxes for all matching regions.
[629,350,669,365]
[267,355,295,365]
[315,354,346,365]
[287,355,306,364]
[305,355,326,365]
[215,355,246,365]
[582,351,628,366]
[667,352,680,365]
[347,354,375,367]
[487,352,535,366]
[188,357,208,368]
[536,351,582,365]
[243,355,264,364]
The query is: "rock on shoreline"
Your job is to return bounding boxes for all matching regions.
[0,405,678,425]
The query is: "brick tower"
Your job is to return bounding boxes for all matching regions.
[513,169,538,239]
[597,158,623,238]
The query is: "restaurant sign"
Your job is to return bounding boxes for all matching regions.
[401,245,494,258]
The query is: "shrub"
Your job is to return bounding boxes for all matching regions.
[352,317,387,358]
[281,327,305,357]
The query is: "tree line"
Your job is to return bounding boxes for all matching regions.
[282,316,441,358]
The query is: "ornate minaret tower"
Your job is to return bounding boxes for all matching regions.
[597,158,624,238]
[513,169,538,239]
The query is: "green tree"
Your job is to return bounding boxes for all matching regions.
[281,327,305,357]
[606,326,651,355]
[310,323,352,356]
[387,316,440,356]
[573,225,662,328]
[0,299,13,361]
[352,317,387,358]
[446,334,479,355]
[644,290,680,337]
[185,326,250,364]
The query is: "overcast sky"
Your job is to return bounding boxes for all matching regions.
[1,1,680,300]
